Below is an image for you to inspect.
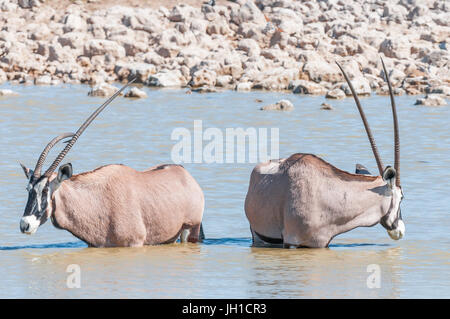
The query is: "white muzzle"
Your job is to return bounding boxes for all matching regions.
[387,219,405,240]
[20,215,40,235]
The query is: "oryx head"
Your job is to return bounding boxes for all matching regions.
[337,59,404,240]
[19,78,136,235]
[19,134,74,234]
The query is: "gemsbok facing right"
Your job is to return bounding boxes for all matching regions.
[245,59,405,248]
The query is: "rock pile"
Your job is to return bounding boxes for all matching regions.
[0,0,448,102]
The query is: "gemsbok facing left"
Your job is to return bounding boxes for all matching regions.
[245,59,405,248]
[19,81,205,247]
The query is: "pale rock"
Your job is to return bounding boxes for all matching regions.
[230,0,267,25]
[124,87,148,98]
[326,88,346,99]
[189,68,217,87]
[382,68,406,87]
[62,14,87,33]
[291,80,327,95]
[426,85,450,97]
[35,75,52,85]
[321,102,334,110]
[270,8,303,35]
[0,69,7,83]
[238,38,261,57]
[261,99,294,111]
[88,82,121,97]
[48,43,75,63]
[114,62,156,83]
[415,94,447,106]
[18,0,40,9]
[143,51,165,66]
[377,86,405,96]
[216,75,233,87]
[237,22,264,41]
[58,32,86,49]
[235,81,252,91]
[191,86,218,93]
[379,37,411,60]
[147,69,187,87]
[84,39,126,59]
[206,17,231,35]
[169,4,197,23]
[0,89,19,96]
[301,52,342,83]
[341,76,372,96]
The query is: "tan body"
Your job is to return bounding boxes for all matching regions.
[245,61,406,248]
[245,154,393,248]
[49,164,204,247]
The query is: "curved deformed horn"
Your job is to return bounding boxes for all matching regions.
[44,78,136,177]
[336,62,384,176]
[33,132,75,179]
[380,58,400,187]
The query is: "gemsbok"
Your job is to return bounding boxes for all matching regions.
[245,59,405,248]
[19,80,205,247]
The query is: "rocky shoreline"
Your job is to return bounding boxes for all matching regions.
[0,0,448,105]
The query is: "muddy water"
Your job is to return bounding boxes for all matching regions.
[0,83,448,298]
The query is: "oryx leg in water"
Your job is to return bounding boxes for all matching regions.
[19,80,205,247]
[245,59,404,248]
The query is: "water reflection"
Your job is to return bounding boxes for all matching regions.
[248,245,403,298]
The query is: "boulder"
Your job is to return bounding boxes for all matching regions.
[301,53,342,83]
[189,68,217,87]
[124,87,148,98]
[235,81,252,91]
[0,89,19,96]
[114,62,156,83]
[261,99,294,111]
[238,38,261,57]
[379,37,411,60]
[84,39,126,59]
[88,82,121,97]
[325,88,346,99]
[415,95,447,106]
[230,0,267,25]
[35,75,52,85]
[147,69,187,87]
[291,80,327,95]
[321,102,334,110]
[341,76,372,96]
[62,14,87,33]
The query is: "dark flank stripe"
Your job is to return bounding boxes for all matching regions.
[254,231,284,244]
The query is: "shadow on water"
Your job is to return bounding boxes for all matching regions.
[0,238,389,250]
[0,241,87,250]
[202,237,252,247]
[329,242,390,248]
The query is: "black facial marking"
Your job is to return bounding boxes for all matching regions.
[23,177,50,221]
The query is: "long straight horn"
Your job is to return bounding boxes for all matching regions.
[381,58,400,186]
[44,78,136,177]
[336,62,384,176]
[33,132,75,179]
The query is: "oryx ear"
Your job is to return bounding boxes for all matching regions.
[382,166,396,188]
[57,163,73,183]
[19,162,33,179]
[50,163,73,193]
[355,164,371,175]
